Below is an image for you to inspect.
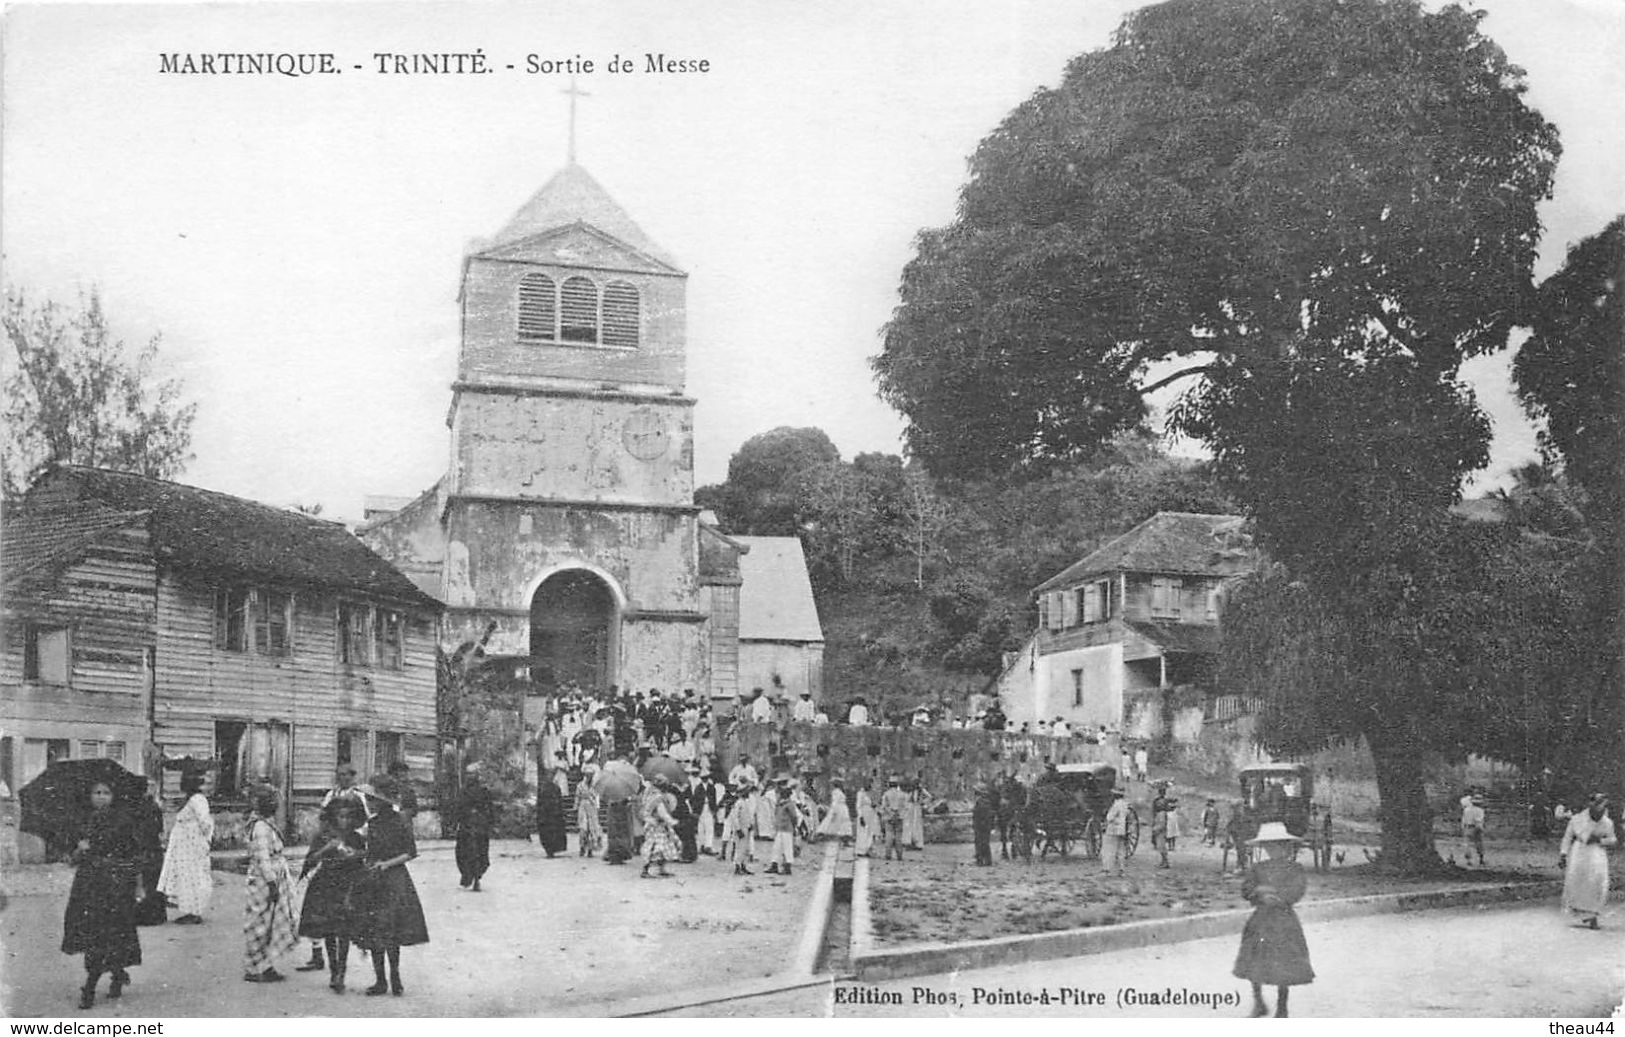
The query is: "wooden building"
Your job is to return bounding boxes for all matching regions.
[994,512,1256,737]
[1,466,442,838]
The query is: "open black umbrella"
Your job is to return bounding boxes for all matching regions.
[20,758,148,853]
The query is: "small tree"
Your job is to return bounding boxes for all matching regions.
[3,287,196,495]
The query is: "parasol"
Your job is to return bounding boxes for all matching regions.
[595,759,642,802]
[20,758,148,851]
[640,754,685,787]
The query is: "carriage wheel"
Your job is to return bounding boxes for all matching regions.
[1083,816,1102,859]
[1124,807,1141,857]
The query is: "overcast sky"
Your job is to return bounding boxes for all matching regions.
[3,0,1621,519]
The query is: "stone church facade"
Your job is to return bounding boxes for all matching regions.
[363,163,820,703]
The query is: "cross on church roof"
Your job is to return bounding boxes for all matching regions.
[563,75,590,165]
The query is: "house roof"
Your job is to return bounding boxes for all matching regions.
[734,536,823,643]
[1,501,149,587]
[1123,620,1222,656]
[1035,512,1254,593]
[23,466,441,609]
[476,163,681,271]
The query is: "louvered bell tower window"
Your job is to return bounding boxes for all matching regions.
[517,273,557,341]
[602,281,640,348]
[560,276,600,343]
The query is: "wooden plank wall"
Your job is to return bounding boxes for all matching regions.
[0,526,155,704]
[151,571,437,797]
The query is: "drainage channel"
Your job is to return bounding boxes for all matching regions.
[817,895,853,975]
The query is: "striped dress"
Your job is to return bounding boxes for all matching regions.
[242,816,299,974]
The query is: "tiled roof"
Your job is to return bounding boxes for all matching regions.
[735,536,823,643]
[23,466,441,609]
[478,163,681,271]
[1,501,148,586]
[1035,511,1255,593]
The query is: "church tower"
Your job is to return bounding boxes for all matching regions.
[410,162,708,693]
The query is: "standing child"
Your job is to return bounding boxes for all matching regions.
[766,779,798,875]
[971,784,995,866]
[879,776,908,862]
[1201,799,1221,846]
[575,766,603,858]
[1232,822,1315,1017]
[297,798,367,993]
[62,780,145,1008]
[355,776,429,996]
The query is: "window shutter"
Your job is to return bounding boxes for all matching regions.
[560,276,598,343]
[1046,593,1064,631]
[1062,589,1078,627]
[518,274,556,340]
[602,281,640,347]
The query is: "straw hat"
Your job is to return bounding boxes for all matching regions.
[1248,821,1305,846]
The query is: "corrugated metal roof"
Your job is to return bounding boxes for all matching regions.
[1035,511,1254,592]
[1123,620,1223,656]
[735,536,823,643]
[23,467,441,609]
[477,163,681,271]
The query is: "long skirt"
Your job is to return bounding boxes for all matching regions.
[536,808,568,856]
[1232,905,1315,986]
[578,801,604,854]
[698,805,716,853]
[353,866,429,950]
[242,869,299,973]
[297,860,365,939]
[644,820,679,863]
[136,852,168,926]
[855,804,878,855]
[1562,843,1611,916]
[903,803,924,847]
[455,829,491,884]
[604,801,634,863]
[817,800,853,840]
[62,860,142,972]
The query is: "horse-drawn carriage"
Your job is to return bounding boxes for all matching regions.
[1028,762,1140,859]
[1237,762,1314,838]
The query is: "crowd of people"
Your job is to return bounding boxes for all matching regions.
[56,694,1617,1014]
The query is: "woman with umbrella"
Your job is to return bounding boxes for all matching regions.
[241,784,300,983]
[61,778,146,1009]
[596,757,642,865]
[156,768,214,924]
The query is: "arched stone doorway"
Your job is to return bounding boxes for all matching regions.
[529,569,617,691]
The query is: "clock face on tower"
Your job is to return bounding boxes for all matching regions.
[621,407,670,460]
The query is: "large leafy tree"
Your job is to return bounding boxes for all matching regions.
[695,426,839,535]
[874,0,1560,871]
[876,0,1558,481]
[1514,216,1624,540]
[1510,216,1625,798]
[3,287,196,495]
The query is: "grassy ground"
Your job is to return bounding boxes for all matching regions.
[867,832,1573,945]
